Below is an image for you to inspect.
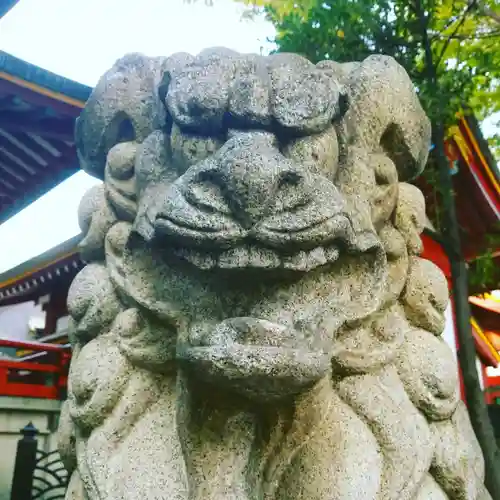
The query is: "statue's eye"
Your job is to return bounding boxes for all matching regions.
[171,124,224,175]
[183,169,231,215]
[282,126,339,181]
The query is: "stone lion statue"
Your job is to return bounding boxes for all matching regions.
[58,48,491,500]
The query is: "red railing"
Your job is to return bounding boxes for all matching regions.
[0,338,71,400]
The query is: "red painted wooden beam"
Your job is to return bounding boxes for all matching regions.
[0,338,70,400]
[0,337,70,352]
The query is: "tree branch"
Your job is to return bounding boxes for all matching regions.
[436,0,477,67]
[476,0,500,24]
[414,0,437,82]
[430,29,500,41]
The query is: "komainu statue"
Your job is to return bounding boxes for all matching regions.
[58,48,491,499]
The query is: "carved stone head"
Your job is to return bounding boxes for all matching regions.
[74,50,431,395]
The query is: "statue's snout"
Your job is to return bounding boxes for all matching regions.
[181,132,310,229]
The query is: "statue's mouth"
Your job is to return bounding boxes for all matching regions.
[135,167,381,274]
[165,239,341,272]
[152,211,379,272]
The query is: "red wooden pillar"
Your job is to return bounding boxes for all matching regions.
[421,233,467,402]
[40,288,69,337]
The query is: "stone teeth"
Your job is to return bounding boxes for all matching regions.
[191,254,216,270]
[218,247,249,269]
[173,248,215,269]
[174,245,338,272]
[247,246,281,268]
[283,247,336,271]
[324,246,340,262]
[282,251,308,271]
[307,247,327,267]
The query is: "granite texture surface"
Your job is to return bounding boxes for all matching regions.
[60,48,491,499]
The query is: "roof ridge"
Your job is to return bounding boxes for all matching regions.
[0,50,92,103]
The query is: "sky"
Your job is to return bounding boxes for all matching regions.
[0,0,275,273]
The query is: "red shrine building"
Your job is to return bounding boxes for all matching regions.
[0,45,498,412]
[0,48,91,398]
[419,113,500,405]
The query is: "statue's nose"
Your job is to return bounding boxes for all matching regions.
[214,134,305,228]
[220,162,298,228]
[180,132,308,229]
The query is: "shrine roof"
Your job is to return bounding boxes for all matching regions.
[0,50,91,224]
[0,0,19,19]
[470,295,500,316]
[0,234,83,306]
[418,112,500,263]
[422,231,500,367]
[451,115,499,261]
[463,112,500,185]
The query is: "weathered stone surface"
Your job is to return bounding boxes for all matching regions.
[66,263,121,344]
[396,327,460,420]
[340,55,431,181]
[104,141,138,222]
[282,125,339,179]
[77,184,117,262]
[337,366,435,500]
[58,401,77,474]
[402,257,449,335]
[170,123,224,175]
[166,49,238,133]
[431,402,491,499]
[64,470,87,500]
[369,153,399,227]
[415,475,449,500]
[229,55,272,127]
[270,63,342,133]
[61,47,489,500]
[271,378,382,500]
[75,53,168,178]
[395,182,427,255]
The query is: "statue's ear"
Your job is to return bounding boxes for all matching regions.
[340,55,431,182]
[75,54,167,179]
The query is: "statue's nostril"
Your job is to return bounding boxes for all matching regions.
[278,170,302,188]
[196,169,222,185]
[184,170,232,215]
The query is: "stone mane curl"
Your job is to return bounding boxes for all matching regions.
[59,48,491,500]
